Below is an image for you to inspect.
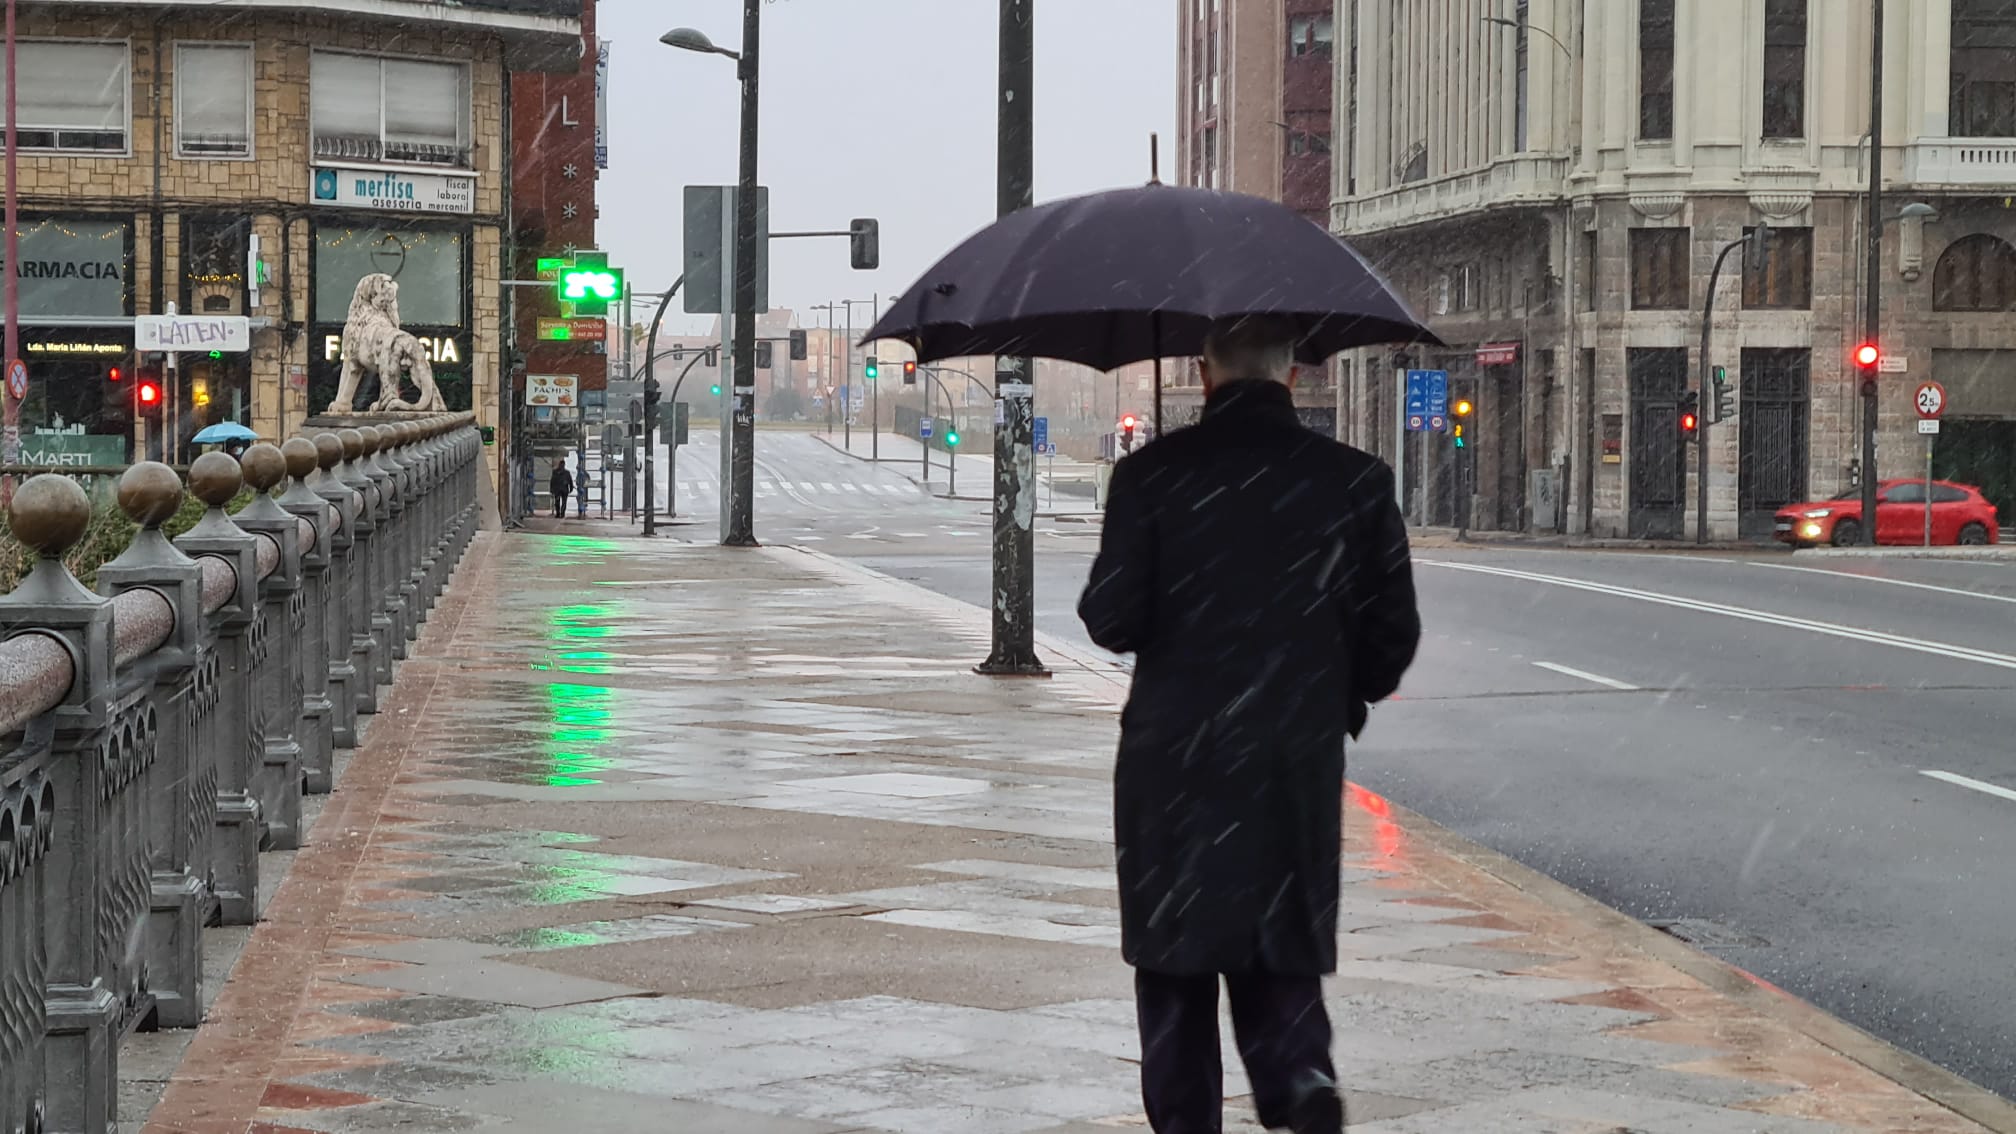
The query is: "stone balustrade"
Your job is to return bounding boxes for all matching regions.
[0,414,483,1134]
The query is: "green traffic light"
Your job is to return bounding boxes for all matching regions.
[864,361,880,380]
[945,431,960,447]
[710,384,721,396]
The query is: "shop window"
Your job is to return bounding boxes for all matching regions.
[311,51,471,168]
[0,40,129,153]
[1933,233,2016,311]
[183,216,249,315]
[1741,226,1813,309]
[314,225,465,327]
[1630,228,1689,309]
[176,43,252,158]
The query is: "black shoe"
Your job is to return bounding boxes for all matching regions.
[1287,1072,1344,1133]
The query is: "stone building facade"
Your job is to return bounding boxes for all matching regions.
[1332,0,2016,539]
[3,0,579,494]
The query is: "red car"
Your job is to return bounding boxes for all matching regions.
[1775,479,2000,547]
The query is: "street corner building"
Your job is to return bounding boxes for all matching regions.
[2,0,584,498]
[1288,0,2016,541]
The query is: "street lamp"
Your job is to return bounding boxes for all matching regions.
[662,11,761,548]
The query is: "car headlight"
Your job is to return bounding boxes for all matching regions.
[1801,522,1824,538]
[1803,509,1832,519]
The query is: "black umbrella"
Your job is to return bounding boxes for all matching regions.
[861,184,1440,375]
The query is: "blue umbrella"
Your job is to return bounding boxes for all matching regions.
[191,422,258,444]
[861,184,1439,371]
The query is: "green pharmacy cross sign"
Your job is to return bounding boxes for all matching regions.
[546,251,624,317]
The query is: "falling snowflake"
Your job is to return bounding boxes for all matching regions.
[562,163,580,179]
[561,202,578,220]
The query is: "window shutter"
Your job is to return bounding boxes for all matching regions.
[311,52,383,159]
[383,59,464,161]
[177,44,251,155]
[16,41,126,129]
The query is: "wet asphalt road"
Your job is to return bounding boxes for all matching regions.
[667,428,2016,1100]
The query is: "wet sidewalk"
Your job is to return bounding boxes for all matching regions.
[143,532,2012,1134]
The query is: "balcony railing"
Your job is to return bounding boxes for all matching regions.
[0,416,481,1134]
[1902,138,2016,187]
[1334,154,1572,235]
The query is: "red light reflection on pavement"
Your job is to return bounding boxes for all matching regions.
[1345,782,1406,862]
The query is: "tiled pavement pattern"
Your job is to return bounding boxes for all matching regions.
[142,532,1997,1134]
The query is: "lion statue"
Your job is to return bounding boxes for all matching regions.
[324,273,448,414]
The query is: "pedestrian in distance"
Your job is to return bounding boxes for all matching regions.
[1078,315,1421,1134]
[549,461,574,520]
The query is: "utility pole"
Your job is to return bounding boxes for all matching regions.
[1860,0,1884,544]
[3,0,20,502]
[979,0,1046,676]
[723,0,761,546]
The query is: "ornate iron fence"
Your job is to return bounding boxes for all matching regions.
[0,414,482,1134]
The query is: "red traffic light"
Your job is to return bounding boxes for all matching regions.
[1120,414,1137,430]
[1854,342,1881,368]
[1680,411,1699,432]
[107,366,123,382]
[138,380,161,405]
[902,360,917,376]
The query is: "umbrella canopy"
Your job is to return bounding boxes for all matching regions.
[191,422,258,444]
[861,184,1439,371]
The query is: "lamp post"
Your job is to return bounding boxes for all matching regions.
[663,14,761,548]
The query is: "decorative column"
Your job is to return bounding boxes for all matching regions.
[279,437,336,791]
[309,433,361,748]
[229,446,306,852]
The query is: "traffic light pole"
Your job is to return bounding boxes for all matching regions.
[979,0,1046,678]
[1861,0,1885,545]
[724,0,761,547]
[638,276,686,537]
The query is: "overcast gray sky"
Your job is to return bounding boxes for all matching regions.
[597,0,1176,334]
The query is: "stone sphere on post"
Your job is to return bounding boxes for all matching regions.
[357,425,382,456]
[281,437,319,481]
[115,462,185,529]
[313,433,344,471]
[338,429,365,462]
[188,452,244,508]
[7,474,92,557]
[239,443,287,494]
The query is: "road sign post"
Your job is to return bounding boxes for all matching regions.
[1916,381,1946,547]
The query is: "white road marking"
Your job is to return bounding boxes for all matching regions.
[1749,561,2016,605]
[1920,769,2016,804]
[1421,559,2016,672]
[1532,661,1640,691]
[821,482,839,493]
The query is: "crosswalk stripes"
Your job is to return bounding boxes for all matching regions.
[668,478,923,499]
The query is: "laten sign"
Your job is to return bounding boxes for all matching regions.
[136,314,250,353]
[312,166,474,215]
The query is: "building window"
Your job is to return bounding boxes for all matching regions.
[1290,14,1335,58]
[1640,0,1675,141]
[1933,234,2016,311]
[1582,230,1599,311]
[183,216,248,314]
[1455,263,1480,312]
[176,43,253,158]
[1286,128,1331,158]
[1630,228,1690,309]
[1951,0,2016,138]
[1741,226,1813,309]
[1762,0,1806,139]
[311,51,471,168]
[0,40,128,153]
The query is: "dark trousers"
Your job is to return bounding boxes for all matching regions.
[552,491,568,518]
[1135,968,1339,1134]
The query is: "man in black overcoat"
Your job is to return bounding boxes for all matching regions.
[1078,316,1421,1133]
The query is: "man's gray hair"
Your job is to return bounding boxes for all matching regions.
[1202,315,1301,385]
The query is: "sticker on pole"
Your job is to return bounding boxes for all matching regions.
[5,359,25,402]
[1914,381,1946,420]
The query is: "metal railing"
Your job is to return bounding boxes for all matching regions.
[0,413,483,1134]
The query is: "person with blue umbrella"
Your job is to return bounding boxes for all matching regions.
[192,422,259,461]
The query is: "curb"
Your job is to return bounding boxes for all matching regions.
[1794,546,2016,560]
[770,539,2016,1132]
